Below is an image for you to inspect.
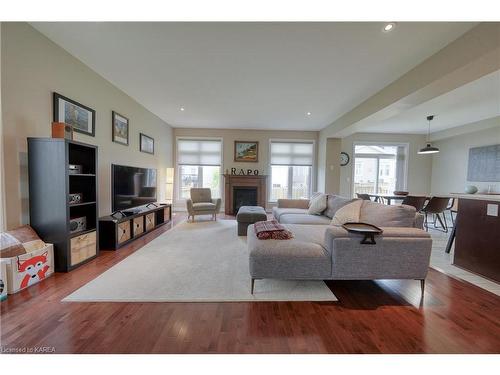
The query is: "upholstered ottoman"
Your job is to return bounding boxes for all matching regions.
[236,206,267,236]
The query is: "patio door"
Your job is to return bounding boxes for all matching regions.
[353,144,408,197]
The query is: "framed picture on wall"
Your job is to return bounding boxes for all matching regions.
[112,111,129,146]
[53,92,95,136]
[140,133,154,155]
[234,141,259,162]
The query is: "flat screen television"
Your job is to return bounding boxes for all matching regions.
[112,164,157,212]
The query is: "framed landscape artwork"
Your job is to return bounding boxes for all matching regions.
[53,92,95,136]
[234,141,258,162]
[140,133,154,154]
[112,111,129,146]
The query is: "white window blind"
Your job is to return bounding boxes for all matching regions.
[177,139,222,166]
[270,141,314,166]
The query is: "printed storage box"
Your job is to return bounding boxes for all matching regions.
[0,243,54,294]
[0,261,7,301]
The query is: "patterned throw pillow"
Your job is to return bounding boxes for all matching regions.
[307,193,327,215]
[330,200,363,226]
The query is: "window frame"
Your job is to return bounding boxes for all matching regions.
[175,136,223,201]
[351,141,409,197]
[268,139,316,203]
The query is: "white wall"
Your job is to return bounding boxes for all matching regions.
[431,124,500,195]
[1,23,174,229]
[339,133,432,197]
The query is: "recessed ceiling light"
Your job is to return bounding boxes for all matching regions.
[306,112,311,116]
[180,107,185,111]
[383,23,396,32]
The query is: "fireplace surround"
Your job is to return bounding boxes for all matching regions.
[224,174,267,215]
[233,187,258,214]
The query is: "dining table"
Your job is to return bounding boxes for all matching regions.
[366,193,430,205]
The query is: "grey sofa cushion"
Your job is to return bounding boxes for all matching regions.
[248,224,331,279]
[192,202,216,211]
[324,195,359,219]
[272,207,308,221]
[359,200,417,228]
[279,213,331,225]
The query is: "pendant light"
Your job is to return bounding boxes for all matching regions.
[418,115,439,154]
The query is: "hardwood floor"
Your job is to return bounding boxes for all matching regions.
[1,213,499,354]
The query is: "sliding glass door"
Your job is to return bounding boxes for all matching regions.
[353,144,407,197]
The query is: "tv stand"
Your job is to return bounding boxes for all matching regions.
[99,203,172,250]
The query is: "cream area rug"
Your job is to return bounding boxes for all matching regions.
[63,219,337,302]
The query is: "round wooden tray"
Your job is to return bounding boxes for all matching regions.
[342,222,383,245]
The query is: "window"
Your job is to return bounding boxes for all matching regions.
[269,141,314,201]
[353,144,407,197]
[177,138,222,199]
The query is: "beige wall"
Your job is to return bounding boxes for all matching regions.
[339,133,432,197]
[1,23,174,229]
[324,138,341,194]
[430,124,500,195]
[173,128,318,210]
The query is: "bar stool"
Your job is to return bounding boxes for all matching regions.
[447,198,458,225]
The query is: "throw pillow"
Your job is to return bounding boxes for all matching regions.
[308,192,322,207]
[330,199,363,226]
[307,193,327,215]
[324,195,358,218]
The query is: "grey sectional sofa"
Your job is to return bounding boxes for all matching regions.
[248,195,432,295]
[272,196,425,228]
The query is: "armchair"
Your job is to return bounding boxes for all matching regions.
[186,188,221,222]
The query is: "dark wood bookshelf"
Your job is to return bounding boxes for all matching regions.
[69,201,97,208]
[28,138,99,272]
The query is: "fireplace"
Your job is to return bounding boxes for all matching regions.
[224,174,268,215]
[233,187,258,214]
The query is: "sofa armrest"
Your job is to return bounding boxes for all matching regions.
[277,199,310,209]
[324,226,432,280]
[212,198,222,213]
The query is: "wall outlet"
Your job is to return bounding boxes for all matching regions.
[486,204,498,217]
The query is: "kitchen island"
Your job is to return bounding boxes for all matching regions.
[450,194,500,283]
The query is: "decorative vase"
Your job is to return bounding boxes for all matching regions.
[465,185,478,194]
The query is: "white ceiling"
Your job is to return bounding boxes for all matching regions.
[31,22,476,131]
[355,69,500,134]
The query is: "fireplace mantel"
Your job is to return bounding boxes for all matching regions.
[223,174,268,215]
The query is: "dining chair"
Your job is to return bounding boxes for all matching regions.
[401,195,427,212]
[356,193,372,201]
[421,197,450,232]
